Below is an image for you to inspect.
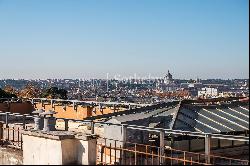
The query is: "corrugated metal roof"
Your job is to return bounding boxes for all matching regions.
[111,112,151,123]
[112,105,177,123]
[107,99,249,134]
[111,106,177,123]
[173,102,249,133]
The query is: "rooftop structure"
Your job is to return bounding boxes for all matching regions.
[0,97,249,165]
[173,100,249,133]
[101,97,249,134]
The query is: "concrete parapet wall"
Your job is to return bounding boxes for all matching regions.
[76,138,97,165]
[0,102,33,114]
[23,131,97,165]
[23,135,77,165]
[35,103,126,120]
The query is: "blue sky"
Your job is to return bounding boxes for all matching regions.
[0,0,249,79]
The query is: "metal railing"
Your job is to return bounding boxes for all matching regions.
[0,111,249,142]
[0,97,152,107]
[0,124,23,150]
[96,137,249,165]
[0,110,249,165]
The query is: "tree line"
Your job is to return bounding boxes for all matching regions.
[0,84,68,99]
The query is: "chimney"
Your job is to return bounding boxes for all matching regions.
[40,110,57,132]
[32,109,45,130]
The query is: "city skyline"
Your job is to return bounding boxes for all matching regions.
[0,0,249,79]
[0,73,249,81]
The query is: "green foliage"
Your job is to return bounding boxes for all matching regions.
[41,87,68,99]
[0,88,17,98]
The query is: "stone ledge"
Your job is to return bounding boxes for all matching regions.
[75,134,98,141]
[22,130,76,140]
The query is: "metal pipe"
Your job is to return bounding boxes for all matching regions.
[5,112,10,127]
[64,119,69,131]
[160,130,165,165]
[91,121,95,134]
[205,134,211,164]
[22,114,26,129]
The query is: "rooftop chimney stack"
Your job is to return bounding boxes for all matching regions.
[32,109,45,131]
[40,110,57,132]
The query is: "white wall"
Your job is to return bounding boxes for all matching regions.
[23,134,97,165]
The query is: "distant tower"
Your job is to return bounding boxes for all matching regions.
[196,77,200,83]
[164,70,173,84]
[106,80,109,92]
[106,73,109,92]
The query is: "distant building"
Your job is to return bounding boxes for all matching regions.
[161,70,178,91]
[198,87,218,98]
[180,83,203,89]
[164,70,173,84]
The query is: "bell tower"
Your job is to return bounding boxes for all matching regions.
[164,70,173,84]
